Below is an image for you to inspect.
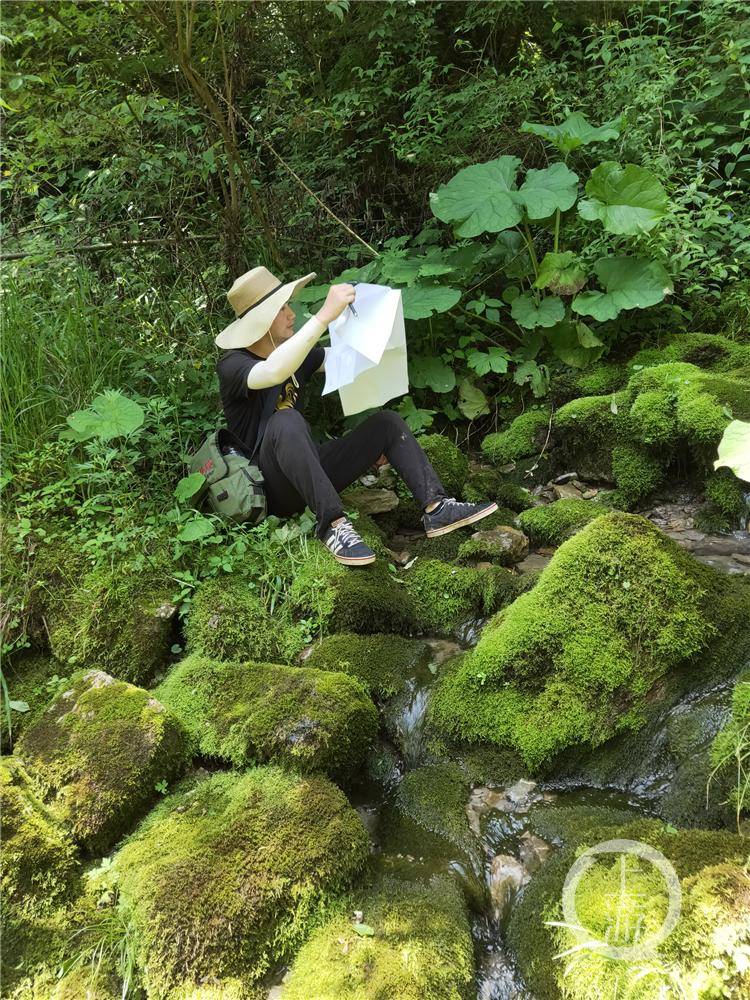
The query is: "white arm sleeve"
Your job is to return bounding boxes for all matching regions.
[246,315,328,390]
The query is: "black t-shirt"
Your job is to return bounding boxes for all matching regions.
[216,344,325,457]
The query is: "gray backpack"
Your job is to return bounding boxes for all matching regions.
[188,429,266,526]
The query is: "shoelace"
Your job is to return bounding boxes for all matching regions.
[332,520,363,547]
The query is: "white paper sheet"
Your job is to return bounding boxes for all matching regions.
[322,283,408,416]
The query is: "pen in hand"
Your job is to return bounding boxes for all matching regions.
[348,281,358,317]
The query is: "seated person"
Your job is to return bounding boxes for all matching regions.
[215,266,497,566]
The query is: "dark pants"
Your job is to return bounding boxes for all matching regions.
[257,409,447,538]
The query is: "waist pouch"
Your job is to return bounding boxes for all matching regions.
[188,429,266,526]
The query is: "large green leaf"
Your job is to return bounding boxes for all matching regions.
[401,285,461,320]
[572,257,673,321]
[457,379,490,420]
[409,356,456,393]
[518,163,579,219]
[511,293,565,330]
[520,113,622,154]
[174,473,206,503]
[578,162,669,235]
[534,252,587,296]
[429,157,523,237]
[714,420,750,482]
[546,319,605,368]
[65,390,145,441]
[177,515,216,542]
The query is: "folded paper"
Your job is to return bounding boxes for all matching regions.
[322,283,408,416]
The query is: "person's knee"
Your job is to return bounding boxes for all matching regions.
[265,408,308,442]
[372,409,409,438]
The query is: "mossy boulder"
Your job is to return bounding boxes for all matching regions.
[430,512,750,770]
[46,558,177,685]
[481,408,550,466]
[155,654,377,779]
[289,542,414,635]
[16,670,190,853]
[630,331,750,373]
[461,465,534,509]
[456,526,529,566]
[0,757,79,918]
[282,874,475,1000]
[304,633,430,699]
[185,575,304,664]
[404,559,517,635]
[517,498,608,545]
[110,767,370,997]
[553,393,621,482]
[412,433,470,498]
[508,811,750,1000]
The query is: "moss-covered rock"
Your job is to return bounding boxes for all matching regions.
[282,874,474,1000]
[554,393,621,482]
[462,467,534,509]
[0,757,79,917]
[289,542,414,635]
[481,408,550,466]
[630,331,750,373]
[184,576,304,664]
[414,434,470,498]
[405,559,517,635]
[304,633,430,699]
[508,812,750,1000]
[110,767,369,997]
[46,558,176,685]
[517,498,607,545]
[155,654,377,779]
[430,512,750,770]
[16,670,190,853]
[0,654,69,751]
[456,526,529,566]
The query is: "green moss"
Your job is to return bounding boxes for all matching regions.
[155,655,377,779]
[517,499,607,545]
[405,559,517,635]
[50,968,121,999]
[304,633,430,699]
[0,654,69,752]
[46,558,176,686]
[627,388,677,446]
[508,816,748,1000]
[289,544,414,635]
[430,512,750,770]
[111,767,369,997]
[461,468,534,510]
[704,469,747,518]
[417,530,467,561]
[185,576,304,664]
[415,434,470,498]
[0,758,79,916]
[17,670,190,853]
[456,526,528,566]
[283,874,474,1000]
[610,444,664,508]
[392,762,478,867]
[631,331,750,373]
[480,408,551,466]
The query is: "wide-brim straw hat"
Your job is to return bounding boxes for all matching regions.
[215,265,317,350]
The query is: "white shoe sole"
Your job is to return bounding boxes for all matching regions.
[331,552,377,566]
[424,501,499,538]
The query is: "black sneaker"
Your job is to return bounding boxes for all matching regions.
[322,518,376,566]
[422,498,499,538]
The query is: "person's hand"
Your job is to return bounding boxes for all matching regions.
[316,283,356,327]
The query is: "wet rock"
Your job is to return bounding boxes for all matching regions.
[553,472,579,485]
[465,780,547,835]
[515,551,554,575]
[344,486,400,515]
[518,831,551,873]
[489,854,527,920]
[457,527,530,567]
[551,482,583,501]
